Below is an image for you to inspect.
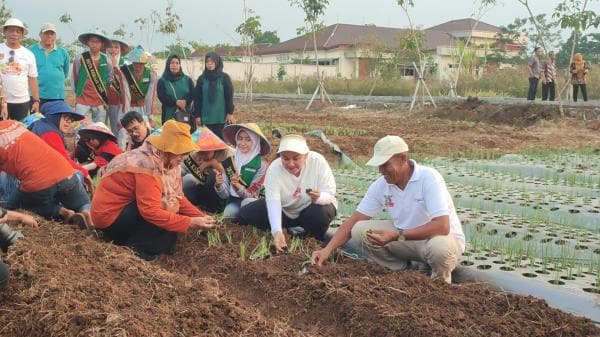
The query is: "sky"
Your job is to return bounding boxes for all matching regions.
[6,0,600,51]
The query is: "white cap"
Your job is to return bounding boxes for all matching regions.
[40,23,57,33]
[366,135,409,166]
[277,134,309,155]
[3,18,28,35]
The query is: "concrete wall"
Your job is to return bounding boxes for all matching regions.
[154,59,338,81]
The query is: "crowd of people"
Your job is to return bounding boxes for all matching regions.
[0,17,465,289]
[527,46,591,102]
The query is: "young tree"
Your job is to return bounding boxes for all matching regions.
[290,0,331,110]
[236,2,262,102]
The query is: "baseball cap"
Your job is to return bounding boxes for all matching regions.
[40,23,57,33]
[277,134,309,155]
[366,135,409,166]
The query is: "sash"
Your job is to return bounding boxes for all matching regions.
[110,76,121,95]
[183,155,207,187]
[222,157,249,188]
[121,64,146,103]
[81,51,109,104]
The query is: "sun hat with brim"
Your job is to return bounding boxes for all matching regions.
[223,123,271,156]
[365,135,409,166]
[108,38,130,55]
[3,18,28,35]
[78,122,117,142]
[40,101,85,121]
[277,134,309,155]
[125,45,150,63]
[78,32,111,47]
[147,120,199,155]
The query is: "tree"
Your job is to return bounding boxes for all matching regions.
[236,3,262,102]
[290,0,331,110]
[254,30,280,44]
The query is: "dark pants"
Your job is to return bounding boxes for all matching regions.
[7,174,90,220]
[100,202,178,257]
[541,81,555,101]
[0,260,8,290]
[6,101,30,121]
[527,77,539,101]
[205,123,225,140]
[238,199,336,240]
[573,84,588,102]
[39,98,63,110]
[182,171,226,213]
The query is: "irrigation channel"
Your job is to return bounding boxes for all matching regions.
[330,151,600,323]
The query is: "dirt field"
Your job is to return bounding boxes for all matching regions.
[2,100,600,336]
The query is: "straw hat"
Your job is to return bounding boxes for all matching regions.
[147,120,199,155]
[108,37,130,55]
[222,123,271,156]
[78,122,117,142]
[78,31,111,47]
[192,126,230,152]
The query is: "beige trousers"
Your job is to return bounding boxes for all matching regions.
[350,220,462,283]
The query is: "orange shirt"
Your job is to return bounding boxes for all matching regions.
[0,120,76,192]
[91,171,203,233]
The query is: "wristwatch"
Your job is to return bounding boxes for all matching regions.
[32,99,40,103]
[397,228,405,241]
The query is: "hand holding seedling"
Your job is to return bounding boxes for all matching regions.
[366,229,399,246]
[215,171,224,188]
[231,174,242,191]
[306,188,320,203]
[272,231,288,253]
[190,215,216,230]
[311,247,332,267]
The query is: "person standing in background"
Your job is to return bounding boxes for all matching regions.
[527,46,542,101]
[541,51,556,102]
[571,53,590,102]
[105,38,129,148]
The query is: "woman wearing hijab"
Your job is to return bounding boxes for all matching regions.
[571,53,591,102]
[157,54,195,125]
[91,120,216,261]
[216,123,270,222]
[192,52,235,139]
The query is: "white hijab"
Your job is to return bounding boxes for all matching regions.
[231,129,261,196]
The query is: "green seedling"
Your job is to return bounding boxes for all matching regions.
[207,230,222,247]
[239,240,247,261]
[249,235,270,260]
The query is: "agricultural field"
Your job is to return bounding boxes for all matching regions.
[2,99,600,336]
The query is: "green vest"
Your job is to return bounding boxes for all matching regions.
[240,155,262,186]
[159,75,192,120]
[201,77,226,124]
[127,65,151,104]
[75,53,109,97]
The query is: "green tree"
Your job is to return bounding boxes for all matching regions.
[236,5,262,101]
[254,30,280,44]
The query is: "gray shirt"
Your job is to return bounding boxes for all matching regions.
[528,56,540,78]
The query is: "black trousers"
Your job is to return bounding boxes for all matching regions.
[39,98,63,110]
[541,81,555,101]
[527,77,539,101]
[182,170,226,213]
[238,199,336,240]
[205,123,225,140]
[573,84,588,102]
[6,101,30,121]
[100,202,178,256]
[0,260,8,289]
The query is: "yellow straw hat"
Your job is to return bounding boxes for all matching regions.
[147,120,199,155]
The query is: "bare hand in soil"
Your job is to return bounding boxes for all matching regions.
[272,231,288,253]
[311,248,331,267]
[366,229,398,246]
[18,213,38,228]
[307,189,320,203]
[190,216,216,230]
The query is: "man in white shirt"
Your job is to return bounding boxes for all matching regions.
[238,134,337,252]
[312,135,464,283]
[0,18,40,121]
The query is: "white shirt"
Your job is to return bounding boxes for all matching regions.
[357,160,465,252]
[0,43,38,103]
[265,151,337,234]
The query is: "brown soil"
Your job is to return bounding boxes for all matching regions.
[2,99,600,336]
[2,223,599,337]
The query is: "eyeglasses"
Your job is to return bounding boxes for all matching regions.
[8,50,14,63]
[62,114,75,122]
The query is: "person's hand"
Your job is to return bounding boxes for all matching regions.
[226,114,235,124]
[366,229,400,246]
[230,174,242,191]
[311,247,332,267]
[272,231,287,253]
[195,117,202,126]
[18,213,37,228]
[307,189,320,203]
[190,215,216,230]
[215,171,224,188]
[1,99,7,120]
[176,99,186,111]
[31,101,39,113]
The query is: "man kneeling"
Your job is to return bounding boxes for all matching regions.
[312,136,464,283]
